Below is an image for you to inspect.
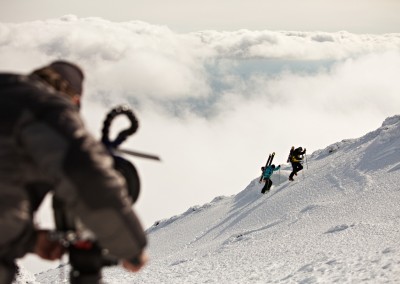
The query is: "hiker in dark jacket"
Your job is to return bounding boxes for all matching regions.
[288,147,306,181]
[261,164,281,193]
[0,61,147,283]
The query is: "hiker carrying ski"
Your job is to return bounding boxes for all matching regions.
[260,164,281,193]
[288,146,306,181]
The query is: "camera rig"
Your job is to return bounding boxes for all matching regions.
[51,105,159,283]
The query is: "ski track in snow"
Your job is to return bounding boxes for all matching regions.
[29,116,400,283]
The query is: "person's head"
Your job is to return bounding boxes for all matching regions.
[271,165,275,169]
[30,60,84,108]
[261,167,265,171]
[298,147,303,151]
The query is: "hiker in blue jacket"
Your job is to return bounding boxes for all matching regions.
[261,164,281,194]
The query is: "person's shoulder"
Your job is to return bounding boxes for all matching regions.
[0,74,49,92]
[0,73,23,84]
[0,74,46,98]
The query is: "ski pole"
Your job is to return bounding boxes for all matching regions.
[279,167,281,183]
[115,148,161,161]
[305,154,308,169]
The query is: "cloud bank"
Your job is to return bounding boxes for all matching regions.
[1,16,400,232]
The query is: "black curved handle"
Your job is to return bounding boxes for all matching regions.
[101,105,139,148]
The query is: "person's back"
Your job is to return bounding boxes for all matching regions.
[288,147,306,181]
[262,166,273,179]
[0,74,58,258]
[261,164,280,193]
[0,74,60,179]
[0,62,147,283]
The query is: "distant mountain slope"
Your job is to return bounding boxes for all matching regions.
[34,116,400,283]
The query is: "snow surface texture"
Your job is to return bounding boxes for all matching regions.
[26,115,400,283]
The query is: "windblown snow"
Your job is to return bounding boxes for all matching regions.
[22,115,400,283]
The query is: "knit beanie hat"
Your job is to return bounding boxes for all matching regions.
[30,60,84,97]
[49,61,84,96]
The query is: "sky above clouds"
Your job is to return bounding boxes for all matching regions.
[1,2,400,274]
[1,0,400,33]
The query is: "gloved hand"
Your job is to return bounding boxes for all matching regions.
[34,230,65,261]
[122,250,148,273]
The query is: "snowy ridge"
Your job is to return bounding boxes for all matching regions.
[147,195,229,234]
[311,115,400,160]
[32,115,400,283]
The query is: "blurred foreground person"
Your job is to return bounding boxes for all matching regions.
[0,61,147,283]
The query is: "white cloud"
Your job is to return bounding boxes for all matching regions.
[1,17,400,231]
[192,30,400,60]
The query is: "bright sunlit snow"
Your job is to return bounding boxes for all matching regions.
[20,115,400,283]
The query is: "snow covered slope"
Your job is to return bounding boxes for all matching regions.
[34,115,400,283]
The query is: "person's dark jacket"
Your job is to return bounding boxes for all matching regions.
[0,74,146,261]
[290,147,306,163]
